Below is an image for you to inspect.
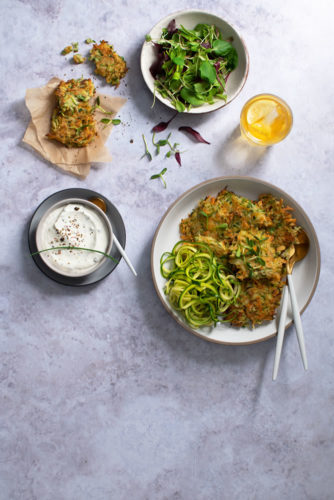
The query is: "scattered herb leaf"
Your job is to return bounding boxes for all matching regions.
[141,134,152,161]
[112,119,121,125]
[178,126,210,144]
[175,151,182,166]
[72,42,79,52]
[150,167,168,188]
[145,34,152,42]
[152,111,178,133]
[85,38,96,44]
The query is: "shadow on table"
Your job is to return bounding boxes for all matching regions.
[135,239,276,408]
[216,126,271,173]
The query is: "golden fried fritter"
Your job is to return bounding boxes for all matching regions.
[46,78,97,148]
[90,40,128,86]
[223,279,284,327]
[54,78,95,113]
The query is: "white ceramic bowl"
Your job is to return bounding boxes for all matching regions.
[141,9,249,114]
[35,198,113,278]
[151,177,321,345]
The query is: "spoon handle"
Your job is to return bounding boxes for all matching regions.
[113,234,137,277]
[287,274,308,370]
[273,284,289,380]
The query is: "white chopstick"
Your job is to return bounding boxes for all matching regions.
[113,234,137,277]
[273,276,308,380]
[273,285,289,380]
[287,274,308,370]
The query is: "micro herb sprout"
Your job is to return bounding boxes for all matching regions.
[85,38,96,44]
[148,21,238,111]
[150,167,168,188]
[141,134,152,161]
[100,118,121,127]
[150,132,183,165]
[72,42,79,52]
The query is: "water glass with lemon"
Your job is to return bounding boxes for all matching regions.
[240,94,293,146]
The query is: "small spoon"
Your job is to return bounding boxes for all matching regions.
[273,229,310,380]
[89,197,137,277]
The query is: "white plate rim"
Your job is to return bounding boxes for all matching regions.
[151,176,321,345]
[140,9,250,114]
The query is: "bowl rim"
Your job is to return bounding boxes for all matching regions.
[140,8,250,114]
[35,197,114,278]
[151,175,321,345]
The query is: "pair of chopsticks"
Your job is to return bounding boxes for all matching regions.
[272,276,308,380]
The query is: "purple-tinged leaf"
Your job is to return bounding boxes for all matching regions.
[201,42,211,49]
[167,19,177,35]
[214,61,225,88]
[178,126,210,145]
[152,112,178,133]
[149,44,169,78]
[175,152,182,166]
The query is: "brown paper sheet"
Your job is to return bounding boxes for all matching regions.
[23,77,126,178]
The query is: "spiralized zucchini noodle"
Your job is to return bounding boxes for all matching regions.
[160,241,240,328]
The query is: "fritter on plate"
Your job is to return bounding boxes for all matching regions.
[179,189,300,327]
[90,40,128,86]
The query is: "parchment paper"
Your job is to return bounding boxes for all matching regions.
[23,77,127,178]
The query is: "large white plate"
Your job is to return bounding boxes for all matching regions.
[151,177,321,344]
[140,9,249,114]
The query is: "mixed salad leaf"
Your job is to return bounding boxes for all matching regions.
[149,21,238,111]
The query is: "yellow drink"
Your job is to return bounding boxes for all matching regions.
[240,94,293,146]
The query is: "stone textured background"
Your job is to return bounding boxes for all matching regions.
[0,0,333,499]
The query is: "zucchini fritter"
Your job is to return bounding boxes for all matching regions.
[90,40,128,86]
[180,189,300,327]
[46,78,97,148]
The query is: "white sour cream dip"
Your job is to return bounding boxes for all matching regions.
[39,203,111,276]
